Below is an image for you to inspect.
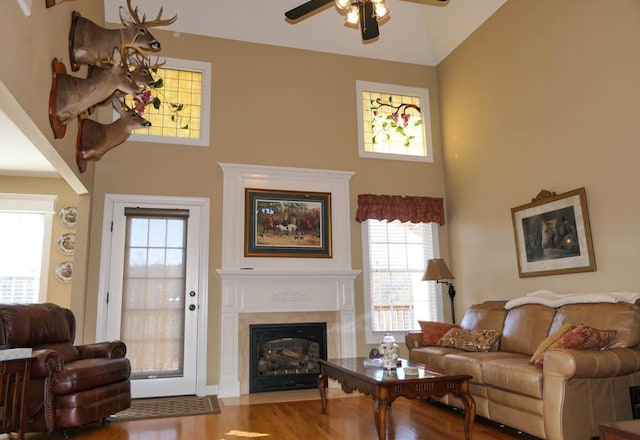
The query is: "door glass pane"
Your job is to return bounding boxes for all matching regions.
[122,215,187,379]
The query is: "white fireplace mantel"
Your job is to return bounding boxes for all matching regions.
[216,163,360,397]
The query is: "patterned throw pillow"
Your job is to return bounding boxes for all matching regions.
[529,323,577,365]
[418,321,460,345]
[438,328,499,352]
[532,324,616,366]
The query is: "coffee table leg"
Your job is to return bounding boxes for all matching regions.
[458,390,476,440]
[374,399,389,440]
[318,374,328,414]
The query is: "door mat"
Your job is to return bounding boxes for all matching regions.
[108,395,220,422]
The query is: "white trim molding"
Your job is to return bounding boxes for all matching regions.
[216,163,360,397]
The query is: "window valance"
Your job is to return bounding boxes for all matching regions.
[355,194,445,225]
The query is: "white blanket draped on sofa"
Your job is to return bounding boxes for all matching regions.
[505,290,640,309]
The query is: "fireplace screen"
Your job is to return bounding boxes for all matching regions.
[250,322,327,393]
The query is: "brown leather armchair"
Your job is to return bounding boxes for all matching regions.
[0,303,131,434]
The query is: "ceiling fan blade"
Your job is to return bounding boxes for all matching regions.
[360,1,379,41]
[285,0,334,20]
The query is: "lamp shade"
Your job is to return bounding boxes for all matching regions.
[422,258,454,281]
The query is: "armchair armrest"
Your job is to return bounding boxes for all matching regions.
[405,332,424,350]
[543,347,640,378]
[31,349,63,377]
[76,340,127,360]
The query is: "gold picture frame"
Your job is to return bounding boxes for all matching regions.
[244,188,332,258]
[511,187,595,278]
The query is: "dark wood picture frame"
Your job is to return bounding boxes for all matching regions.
[244,188,332,258]
[511,187,596,278]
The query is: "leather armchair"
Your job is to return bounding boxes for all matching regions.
[0,303,131,433]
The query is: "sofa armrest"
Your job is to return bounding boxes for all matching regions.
[405,332,424,350]
[543,347,640,378]
[76,340,127,360]
[31,349,63,377]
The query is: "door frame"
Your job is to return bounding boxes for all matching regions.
[96,193,209,397]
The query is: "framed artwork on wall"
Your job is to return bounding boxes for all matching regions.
[244,188,332,258]
[511,187,596,278]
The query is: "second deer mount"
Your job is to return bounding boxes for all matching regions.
[47,0,176,172]
[76,97,151,173]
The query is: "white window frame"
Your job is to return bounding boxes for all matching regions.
[361,220,444,345]
[356,81,433,163]
[126,57,212,147]
[0,193,56,303]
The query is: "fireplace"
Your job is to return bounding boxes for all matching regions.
[250,322,327,393]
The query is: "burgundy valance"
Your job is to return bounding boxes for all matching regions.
[355,194,445,225]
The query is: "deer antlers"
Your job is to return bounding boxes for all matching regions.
[122,0,177,28]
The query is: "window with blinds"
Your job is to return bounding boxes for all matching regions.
[362,219,441,343]
[0,194,55,304]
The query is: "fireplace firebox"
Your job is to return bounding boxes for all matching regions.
[249,322,327,393]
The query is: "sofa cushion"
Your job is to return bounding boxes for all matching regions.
[482,357,543,399]
[549,302,640,348]
[409,345,460,370]
[0,303,75,347]
[418,321,460,345]
[439,328,499,352]
[459,301,508,334]
[532,324,616,366]
[442,351,527,384]
[500,304,556,355]
[529,323,576,364]
[409,346,462,370]
[51,358,131,395]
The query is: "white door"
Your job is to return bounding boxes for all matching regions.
[97,195,208,398]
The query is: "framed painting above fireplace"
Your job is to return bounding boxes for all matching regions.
[244,188,332,258]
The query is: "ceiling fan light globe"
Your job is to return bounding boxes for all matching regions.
[335,0,351,10]
[346,6,359,24]
[374,2,389,19]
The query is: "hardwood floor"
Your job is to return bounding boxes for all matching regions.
[13,392,538,440]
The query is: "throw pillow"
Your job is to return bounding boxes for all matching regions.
[418,321,460,345]
[533,324,616,366]
[438,328,499,352]
[529,323,577,365]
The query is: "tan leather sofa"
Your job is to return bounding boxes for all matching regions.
[405,300,640,440]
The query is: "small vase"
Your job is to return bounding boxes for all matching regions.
[379,332,399,370]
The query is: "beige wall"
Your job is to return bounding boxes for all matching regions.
[0,1,102,331]
[438,0,640,312]
[83,34,446,386]
[0,176,81,307]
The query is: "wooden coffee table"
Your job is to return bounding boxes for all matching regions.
[318,358,476,440]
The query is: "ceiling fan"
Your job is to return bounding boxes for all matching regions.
[285,0,449,42]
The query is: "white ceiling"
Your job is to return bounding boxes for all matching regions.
[105,0,506,66]
[1,0,506,178]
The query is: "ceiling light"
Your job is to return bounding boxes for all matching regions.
[340,0,390,27]
[346,5,359,24]
[335,0,351,10]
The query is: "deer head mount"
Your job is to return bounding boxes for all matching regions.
[76,97,151,173]
[47,0,176,171]
[49,48,143,139]
[69,0,176,71]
